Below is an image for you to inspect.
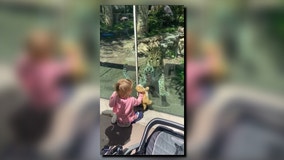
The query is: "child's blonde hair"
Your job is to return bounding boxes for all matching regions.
[115,79,133,98]
[25,28,58,59]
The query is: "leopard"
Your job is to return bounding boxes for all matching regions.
[123,45,170,106]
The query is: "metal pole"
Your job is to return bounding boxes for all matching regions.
[133,5,139,86]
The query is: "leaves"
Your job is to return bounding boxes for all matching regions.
[170,63,184,99]
[147,5,184,37]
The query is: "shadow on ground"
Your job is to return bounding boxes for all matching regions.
[105,124,132,146]
[100,113,148,150]
[101,106,143,146]
[100,115,131,148]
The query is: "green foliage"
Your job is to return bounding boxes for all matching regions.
[100,5,184,38]
[100,23,112,33]
[147,5,184,37]
[171,63,184,101]
[101,20,134,37]
[178,15,184,24]
[165,50,176,58]
[171,5,185,25]
[146,26,177,37]
[174,64,184,86]
[112,5,133,14]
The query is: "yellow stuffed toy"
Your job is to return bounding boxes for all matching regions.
[136,85,152,110]
[61,40,87,80]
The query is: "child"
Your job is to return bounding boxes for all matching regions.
[17,29,85,109]
[12,29,85,145]
[186,34,226,109]
[109,79,144,127]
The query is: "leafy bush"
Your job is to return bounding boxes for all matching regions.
[101,20,134,38]
[147,5,184,37]
[100,5,184,39]
[171,63,184,102]
[165,50,176,58]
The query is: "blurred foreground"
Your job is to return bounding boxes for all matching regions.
[186,1,284,160]
[0,1,100,159]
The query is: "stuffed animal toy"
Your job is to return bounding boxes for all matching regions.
[136,84,152,110]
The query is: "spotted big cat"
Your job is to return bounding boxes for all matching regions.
[123,46,170,106]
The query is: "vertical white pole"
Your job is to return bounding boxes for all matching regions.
[133,5,139,86]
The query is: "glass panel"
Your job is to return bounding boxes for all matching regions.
[100,5,136,99]
[100,5,185,117]
[136,5,185,117]
[100,5,185,152]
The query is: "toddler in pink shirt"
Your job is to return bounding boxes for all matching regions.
[16,29,84,109]
[12,29,85,145]
[109,79,144,127]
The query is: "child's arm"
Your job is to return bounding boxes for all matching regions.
[132,93,144,107]
[109,91,118,108]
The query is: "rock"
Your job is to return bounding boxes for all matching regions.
[120,16,129,21]
[178,38,184,56]
[138,38,150,44]
[163,34,179,56]
[148,41,160,48]
[178,26,184,33]
[161,43,168,48]
[101,51,113,55]
[178,26,184,37]
[167,41,174,46]
[136,35,163,56]
[164,35,178,41]
[100,54,115,58]
[134,33,183,58]
[152,35,163,42]
[138,43,149,56]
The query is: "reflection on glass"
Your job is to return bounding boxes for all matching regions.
[100,5,136,99]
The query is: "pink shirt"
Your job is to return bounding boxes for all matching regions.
[109,92,143,124]
[17,54,70,108]
[186,59,210,108]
